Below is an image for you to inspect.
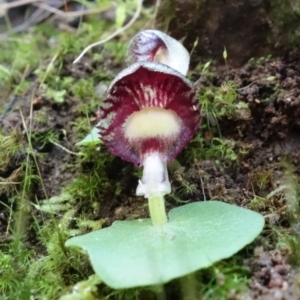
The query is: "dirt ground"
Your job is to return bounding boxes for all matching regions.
[0,25,300,299]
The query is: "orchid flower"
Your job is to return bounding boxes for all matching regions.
[86,30,191,147]
[66,32,264,288]
[98,59,200,199]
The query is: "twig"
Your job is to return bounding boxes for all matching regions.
[38,50,60,89]
[3,200,14,238]
[49,139,82,156]
[0,0,63,38]
[19,101,49,200]
[0,96,19,121]
[73,0,143,64]
[33,2,110,19]
[200,177,206,201]
[194,60,211,92]
[236,80,257,91]
[0,0,41,10]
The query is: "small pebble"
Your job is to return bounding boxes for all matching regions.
[268,276,283,288]
[95,82,108,97]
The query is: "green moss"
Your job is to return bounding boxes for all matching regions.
[31,130,61,149]
[176,259,250,300]
[0,130,22,172]
[72,78,96,99]
[66,145,113,204]
[199,262,249,299]
[199,81,249,125]
[183,136,238,164]
[102,40,128,65]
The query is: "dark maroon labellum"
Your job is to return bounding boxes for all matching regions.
[97,62,201,166]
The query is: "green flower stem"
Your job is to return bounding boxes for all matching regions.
[180,274,200,300]
[148,195,168,226]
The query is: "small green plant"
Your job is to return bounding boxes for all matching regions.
[66,145,113,203]
[0,130,21,172]
[248,54,272,65]
[200,81,249,122]
[185,135,238,163]
[66,30,264,290]
[197,262,250,299]
[31,129,61,149]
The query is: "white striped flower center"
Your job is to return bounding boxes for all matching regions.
[124,107,181,139]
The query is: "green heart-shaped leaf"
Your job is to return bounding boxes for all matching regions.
[66,201,264,289]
